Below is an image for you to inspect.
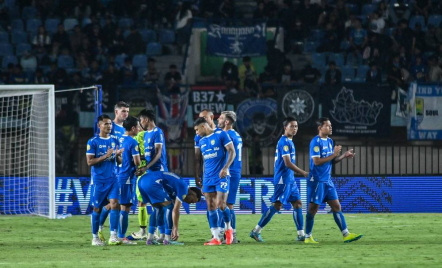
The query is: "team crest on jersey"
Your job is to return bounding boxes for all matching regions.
[135,145,139,151]
[211,140,215,145]
[148,138,151,143]
[111,142,116,148]
[182,194,186,200]
[87,144,90,150]
[283,145,289,152]
[314,146,320,153]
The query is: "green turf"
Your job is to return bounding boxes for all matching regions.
[1,213,441,267]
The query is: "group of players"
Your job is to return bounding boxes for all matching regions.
[86,101,363,246]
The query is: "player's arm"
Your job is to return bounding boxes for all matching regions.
[86,146,113,166]
[282,155,308,177]
[115,146,124,165]
[133,155,141,167]
[171,199,182,241]
[334,149,355,163]
[219,142,236,178]
[137,143,163,175]
[312,145,342,166]
[194,147,202,187]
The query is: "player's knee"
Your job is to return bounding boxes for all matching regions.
[93,207,101,213]
[217,201,226,210]
[308,203,319,215]
[273,202,283,211]
[227,204,233,210]
[292,200,302,209]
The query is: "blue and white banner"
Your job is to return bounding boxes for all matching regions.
[407,83,442,140]
[206,22,267,58]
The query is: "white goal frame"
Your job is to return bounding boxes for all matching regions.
[0,85,56,219]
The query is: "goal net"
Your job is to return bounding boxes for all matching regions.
[0,85,56,219]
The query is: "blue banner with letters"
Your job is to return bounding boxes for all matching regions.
[2,177,441,215]
[407,83,442,140]
[206,22,267,58]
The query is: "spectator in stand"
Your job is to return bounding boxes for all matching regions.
[164,64,182,93]
[32,26,51,53]
[259,65,276,97]
[299,0,318,28]
[366,62,382,83]
[10,65,28,84]
[218,0,235,18]
[299,64,321,84]
[317,22,340,52]
[52,24,71,50]
[102,17,116,45]
[368,12,385,34]
[317,0,334,27]
[142,57,160,85]
[88,24,103,48]
[393,20,415,53]
[325,61,342,85]
[334,0,349,21]
[428,56,442,82]
[387,54,406,88]
[125,27,145,55]
[0,0,9,31]
[74,0,92,19]
[390,0,411,24]
[239,56,259,95]
[398,46,410,69]
[425,25,442,53]
[108,27,125,55]
[70,25,86,56]
[20,51,38,72]
[221,61,239,93]
[120,57,136,85]
[410,55,428,82]
[348,19,368,56]
[32,68,49,84]
[263,0,278,18]
[414,0,431,19]
[88,60,103,83]
[378,2,390,23]
[254,1,267,19]
[102,64,121,98]
[413,23,426,51]
[434,44,442,66]
[175,2,193,55]
[292,18,309,42]
[278,62,297,85]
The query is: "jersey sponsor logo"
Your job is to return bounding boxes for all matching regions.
[314,146,320,153]
[98,145,108,148]
[87,144,90,150]
[211,140,215,145]
[201,144,207,148]
[281,89,315,124]
[323,146,328,150]
[283,145,289,152]
[214,147,220,151]
[145,152,151,156]
[203,152,218,159]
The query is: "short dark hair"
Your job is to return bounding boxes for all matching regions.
[243,56,251,62]
[97,114,111,123]
[148,57,156,63]
[189,187,203,202]
[114,101,129,110]
[194,117,208,127]
[138,109,155,122]
[169,64,177,69]
[316,117,330,128]
[123,116,139,131]
[200,109,213,115]
[283,117,297,127]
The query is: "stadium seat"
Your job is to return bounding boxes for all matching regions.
[123,30,131,39]
[115,54,127,67]
[346,53,362,67]
[361,4,377,16]
[328,53,345,67]
[159,29,176,44]
[353,76,365,83]
[118,18,134,30]
[0,32,9,43]
[63,18,79,31]
[340,40,350,50]
[45,18,60,34]
[308,29,325,43]
[11,19,24,31]
[132,54,147,68]
[385,27,396,36]
[427,15,442,28]
[409,16,425,30]
[357,65,370,79]
[304,42,319,53]
[6,0,15,8]
[0,44,14,57]
[57,55,74,69]
[311,53,327,67]
[82,18,92,27]
[146,42,162,56]
[66,68,79,74]
[345,4,359,14]
[137,67,147,81]
[140,29,157,44]
[26,19,42,33]
[2,55,18,68]
[16,43,32,56]
[21,6,38,20]
[341,66,355,82]
[11,31,28,44]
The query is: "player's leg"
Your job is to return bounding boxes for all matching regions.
[117,183,137,245]
[129,179,148,240]
[326,187,363,243]
[90,184,106,246]
[305,181,323,244]
[108,180,122,245]
[288,183,305,241]
[214,177,234,245]
[204,189,222,246]
[98,203,110,241]
[227,173,241,243]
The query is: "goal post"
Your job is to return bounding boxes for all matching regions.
[0,85,56,219]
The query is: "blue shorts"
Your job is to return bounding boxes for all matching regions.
[307,180,338,204]
[270,182,301,205]
[138,176,171,205]
[203,176,230,193]
[119,182,136,205]
[91,180,119,209]
[227,173,241,205]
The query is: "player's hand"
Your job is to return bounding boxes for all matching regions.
[136,166,147,176]
[104,146,113,158]
[195,177,202,188]
[172,227,179,241]
[334,145,342,156]
[115,146,124,157]
[343,149,355,159]
[302,171,309,178]
[219,168,229,178]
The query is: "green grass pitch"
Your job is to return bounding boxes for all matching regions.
[1,213,441,267]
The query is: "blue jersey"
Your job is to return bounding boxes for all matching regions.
[226,129,242,175]
[118,135,140,183]
[309,135,334,183]
[150,171,189,202]
[274,135,296,185]
[194,128,222,149]
[110,122,125,137]
[199,130,233,181]
[144,127,168,171]
[86,135,119,184]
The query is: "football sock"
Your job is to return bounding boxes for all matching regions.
[333,211,349,236]
[293,207,304,231]
[148,208,158,234]
[92,211,100,238]
[230,209,236,230]
[165,234,171,241]
[257,205,278,230]
[109,209,119,236]
[139,206,148,228]
[217,208,225,230]
[98,206,109,231]
[208,209,218,229]
[221,207,231,229]
[163,204,174,235]
[118,210,129,238]
[305,212,315,237]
